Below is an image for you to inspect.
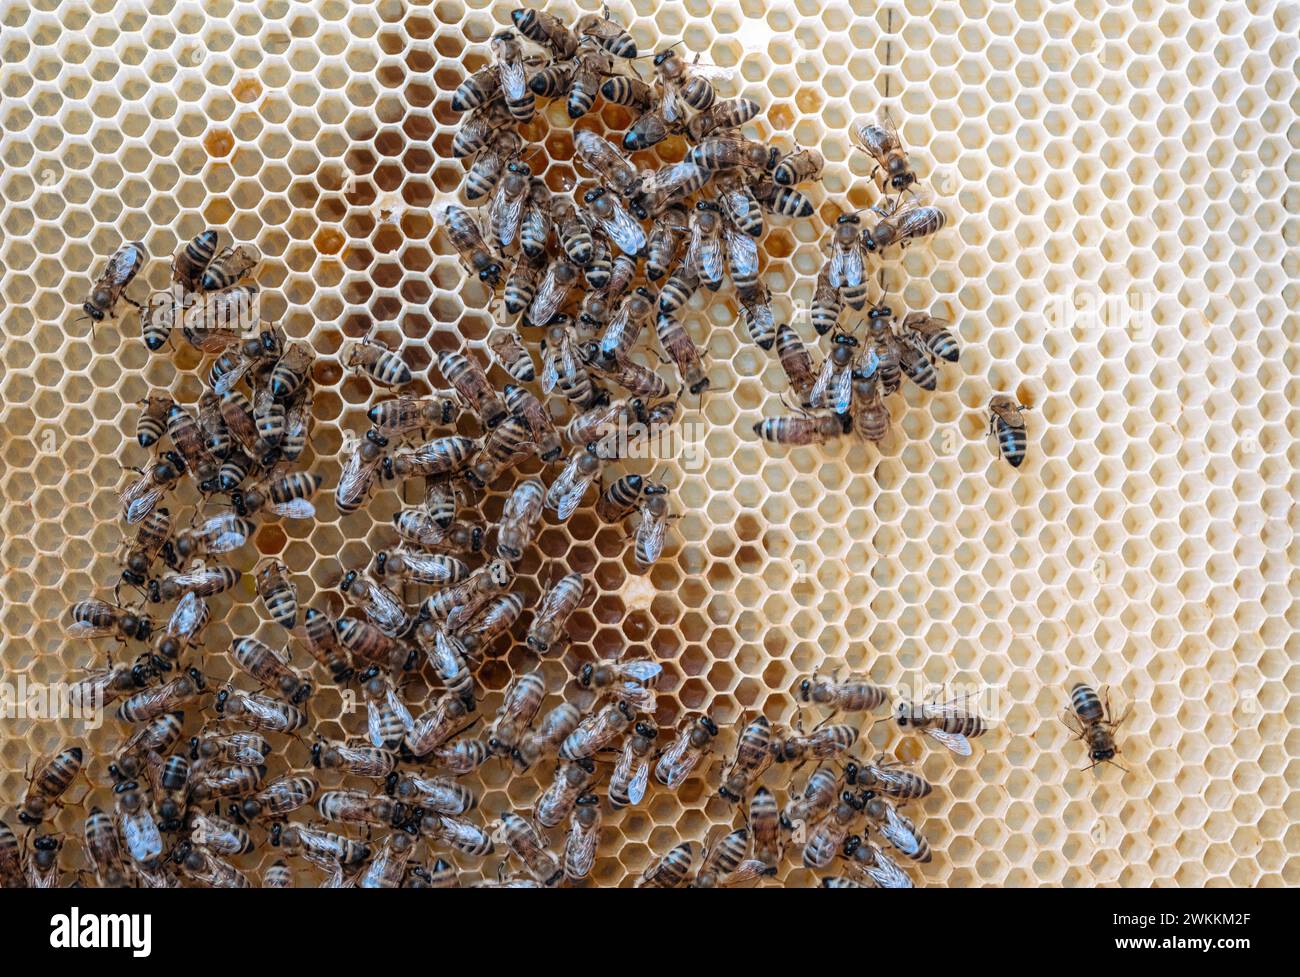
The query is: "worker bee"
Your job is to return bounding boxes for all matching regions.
[406,691,478,756]
[394,508,486,554]
[535,758,597,828]
[989,395,1030,467]
[170,228,218,290]
[527,257,582,328]
[464,414,534,488]
[214,686,307,733]
[120,451,185,524]
[437,349,508,429]
[594,287,654,367]
[583,186,645,257]
[152,591,210,665]
[487,330,535,383]
[862,192,947,252]
[267,340,314,401]
[773,323,816,405]
[346,334,413,388]
[414,622,474,706]
[803,791,865,869]
[637,159,713,216]
[486,670,546,756]
[112,713,186,783]
[747,786,783,875]
[636,840,694,888]
[387,435,479,482]
[495,477,545,561]
[825,213,869,308]
[864,792,931,862]
[654,714,718,788]
[452,97,512,157]
[895,696,988,756]
[66,598,151,643]
[117,506,171,601]
[561,794,602,882]
[135,395,173,450]
[506,702,580,774]
[798,671,890,713]
[567,43,614,119]
[718,715,774,803]
[169,513,252,568]
[572,129,641,199]
[846,754,933,801]
[185,809,253,858]
[689,137,778,174]
[454,592,524,658]
[716,171,764,238]
[653,46,717,119]
[576,7,636,57]
[518,178,554,258]
[652,312,708,395]
[182,285,263,353]
[18,747,83,825]
[686,96,762,142]
[842,835,915,888]
[850,375,890,443]
[190,729,272,768]
[231,637,312,704]
[724,211,761,299]
[368,395,459,438]
[156,562,241,601]
[753,180,815,218]
[440,204,502,284]
[315,788,405,829]
[852,108,917,192]
[771,721,858,763]
[773,146,824,186]
[687,200,725,291]
[389,771,476,818]
[512,8,579,57]
[525,572,585,655]
[753,410,847,446]
[151,754,191,831]
[898,330,938,391]
[451,64,501,113]
[84,807,130,887]
[139,290,177,351]
[501,384,562,462]
[335,431,388,516]
[311,734,396,780]
[493,812,560,886]
[812,328,865,415]
[114,781,164,867]
[633,481,672,572]
[490,160,532,252]
[490,30,534,121]
[590,356,670,401]
[463,128,521,201]
[272,822,370,869]
[340,567,412,638]
[809,262,843,336]
[591,472,642,522]
[646,202,688,281]
[546,443,602,520]
[899,310,959,362]
[81,240,146,322]
[600,719,655,809]
[200,243,260,291]
[738,285,778,350]
[335,617,408,675]
[657,261,700,317]
[252,559,298,631]
[1063,682,1130,773]
[234,774,318,822]
[358,831,416,890]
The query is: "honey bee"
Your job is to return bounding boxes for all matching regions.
[636,840,694,888]
[390,773,476,821]
[464,414,535,488]
[357,667,412,749]
[200,243,260,291]
[753,410,847,446]
[213,686,308,733]
[513,8,579,58]
[120,450,185,524]
[135,395,173,449]
[546,443,602,520]
[798,671,890,713]
[802,791,865,869]
[637,159,713,216]
[454,592,524,658]
[841,835,915,888]
[716,171,764,238]
[19,746,83,825]
[606,720,657,809]
[657,261,700,316]
[689,137,778,174]
[114,781,164,867]
[152,754,191,831]
[428,738,493,777]
[340,566,413,639]
[752,180,815,218]
[441,204,503,284]
[692,828,766,888]
[583,187,645,257]
[527,257,582,328]
[250,558,298,631]
[687,200,725,292]
[272,822,370,869]
[262,860,294,888]
[387,435,480,482]
[686,96,762,142]
[771,721,858,764]
[234,468,323,520]
[525,572,585,654]
[560,699,636,761]
[563,794,602,882]
[577,7,637,57]
[567,43,614,119]
[463,128,521,201]
[812,328,865,415]
[850,375,891,443]
[654,714,718,788]
[496,477,546,561]
[486,330,535,384]
[594,287,654,367]
[749,786,783,875]
[653,46,717,118]
[315,788,405,829]
[724,211,761,300]
[1063,682,1130,773]
[406,691,478,756]
[739,286,778,351]
[852,108,917,192]
[336,617,409,674]
[646,202,688,281]
[489,162,532,252]
[170,228,218,290]
[594,472,645,522]
[66,598,152,643]
[394,509,487,554]
[989,395,1030,468]
[267,340,314,401]
[417,812,495,858]
[519,179,554,258]
[773,323,817,405]
[655,311,710,395]
[899,311,959,362]
[437,349,508,430]
[334,431,388,516]
[415,621,475,706]
[490,30,534,121]
[183,285,264,354]
[190,729,272,768]
[535,758,597,828]
[360,831,416,889]
[503,384,563,462]
[81,240,146,322]
[718,715,774,803]
[634,481,672,571]
[846,754,933,801]
[485,669,546,756]
[508,701,581,773]
[112,713,186,782]
[773,146,824,186]
[497,812,562,886]
[590,356,670,401]
[67,662,152,709]
[232,637,312,704]
[139,290,177,351]
[810,263,843,336]
[554,198,595,267]
[368,395,459,438]
[157,562,241,601]
[572,129,641,199]
[238,774,318,821]
[895,696,988,756]
[345,333,412,389]
[451,64,501,113]
[898,330,938,391]
[452,98,512,157]
[825,213,869,309]
[862,192,947,252]
[864,792,931,862]
[117,506,170,601]
[83,807,130,887]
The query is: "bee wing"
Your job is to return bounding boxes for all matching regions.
[212,358,257,396]
[528,265,569,327]
[123,813,163,864]
[626,760,651,805]
[726,225,758,277]
[865,848,913,888]
[636,511,667,564]
[270,498,316,519]
[809,355,837,409]
[168,591,209,639]
[830,367,854,415]
[335,442,380,509]
[104,244,144,285]
[65,620,113,638]
[123,485,164,525]
[691,225,724,285]
[540,346,560,393]
[204,519,250,553]
[492,184,528,251]
[362,581,410,636]
[881,805,923,856]
[1061,708,1088,740]
[610,681,657,713]
[620,660,663,684]
[555,471,595,521]
[829,238,864,289]
[722,859,768,887]
[499,58,528,103]
[545,454,581,510]
[566,823,599,876]
[922,727,972,756]
[597,199,647,256]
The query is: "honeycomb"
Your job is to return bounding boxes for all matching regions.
[0,0,1297,888]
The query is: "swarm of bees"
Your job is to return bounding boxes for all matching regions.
[4,10,1072,889]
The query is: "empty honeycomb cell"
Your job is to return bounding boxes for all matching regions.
[0,0,1295,888]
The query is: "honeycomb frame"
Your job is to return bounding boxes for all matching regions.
[0,0,1297,887]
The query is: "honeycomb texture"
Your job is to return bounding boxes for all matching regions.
[0,0,1298,887]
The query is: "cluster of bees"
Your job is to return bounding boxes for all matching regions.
[0,10,1103,889]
